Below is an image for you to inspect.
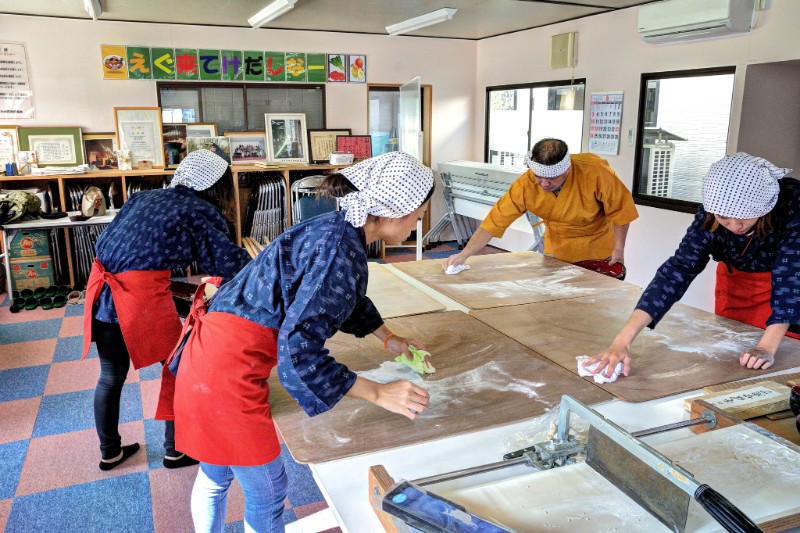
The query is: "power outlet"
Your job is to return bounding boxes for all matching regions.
[627,128,635,147]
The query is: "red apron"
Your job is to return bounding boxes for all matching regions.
[82,259,184,369]
[715,262,800,339]
[156,279,281,467]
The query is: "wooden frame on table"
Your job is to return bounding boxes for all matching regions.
[185,122,218,138]
[17,126,85,168]
[265,113,308,163]
[0,126,19,167]
[162,123,188,169]
[225,132,268,163]
[307,129,351,163]
[336,135,372,160]
[83,133,119,170]
[186,136,232,160]
[113,107,164,169]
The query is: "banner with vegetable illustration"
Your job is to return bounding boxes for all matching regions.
[101,46,365,84]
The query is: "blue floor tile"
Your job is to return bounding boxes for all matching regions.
[139,363,163,381]
[53,336,97,362]
[0,440,28,499]
[7,472,154,533]
[0,365,49,402]
[64,303,85,317]
[0,318,62,344]
[424,249,459,259]
[281,444,324,506]
[144,418,166,470]
[33,383,142,438]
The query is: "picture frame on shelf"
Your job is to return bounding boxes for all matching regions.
[162,123,188,169]
[186,123,218,138]
[83,133,119,170]
[0,126,19,167]
[264,113,308,163]
[307,129,352,163]
[336,135,372,160]
[18,126,85,167]
[327,54,347,83]
[186,136,232,160]
[225,132,268,163]
[114,107,164,169]
[348,55,366,83]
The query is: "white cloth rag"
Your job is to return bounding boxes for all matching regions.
[445,264,470,275]
[576,355,623,384]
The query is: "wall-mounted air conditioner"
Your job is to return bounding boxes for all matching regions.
[638,0,755,44]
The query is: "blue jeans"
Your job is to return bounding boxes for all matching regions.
[191,457,288,533]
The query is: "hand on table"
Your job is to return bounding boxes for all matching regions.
[387,335,427,360]
[584,342,632,379]
[739,346,774,370]
[442,253,466,271]
[374,380,430,420]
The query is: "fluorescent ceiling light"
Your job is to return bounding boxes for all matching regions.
[386,8,457,36]
[83,0,102,21]
[248,0,298,28]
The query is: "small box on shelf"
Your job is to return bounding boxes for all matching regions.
[8,229,52,259]
[10,256,54,291]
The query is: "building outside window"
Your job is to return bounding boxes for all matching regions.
[634,68,735,211]
[485,80,585,168]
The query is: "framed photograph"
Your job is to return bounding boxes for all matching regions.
[225,132,268,163]
[0,126,19,167]
[83,133,119,170]
[186,123,218,139]
[327,54,347,83]
[336,135,372,160]
[348,55,366,83]
[265,113,308,163]
[307,129,352,163]
[186,136,232,161]
[114,107,164,169]
[162,123,188,169]
[18,126,85,167]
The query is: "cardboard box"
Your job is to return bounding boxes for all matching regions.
[10,256,54,292]
[9,230,52,259]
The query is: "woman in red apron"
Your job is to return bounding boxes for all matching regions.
[83,148,250,471]
[586,152,799,378]
[156,152,434,532]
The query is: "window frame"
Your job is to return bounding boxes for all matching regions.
[156,81,328,132]
[483,78,586,164]
[632,66,736,213]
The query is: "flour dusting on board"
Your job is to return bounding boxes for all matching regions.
[647,309,762,360]
[444,267,596,299]
[357,360,549,419]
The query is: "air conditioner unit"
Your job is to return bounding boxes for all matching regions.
[638,0,755,44]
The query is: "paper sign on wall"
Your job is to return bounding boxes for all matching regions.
[0,42,35,119]
[589,91,623,155]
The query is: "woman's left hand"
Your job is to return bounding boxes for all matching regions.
[387,336,427,360]
[739,346,774,370]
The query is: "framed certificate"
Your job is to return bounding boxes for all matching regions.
[114,107,164,169]
[18,126,84,167]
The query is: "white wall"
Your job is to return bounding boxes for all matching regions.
[0,14,478,223]
[474,0,800,312]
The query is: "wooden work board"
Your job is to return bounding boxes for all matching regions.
[471,290,800,403]
[392,251,640,310]
[366,263,445,319]
[268,311,612,464]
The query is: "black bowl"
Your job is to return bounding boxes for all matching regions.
[790,385,800,417]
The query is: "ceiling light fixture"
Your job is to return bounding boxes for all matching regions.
[386,8,457,36]
[83,0,102,21]
[248,0,298,29]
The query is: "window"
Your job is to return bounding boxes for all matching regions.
[633,67,735,212]
[485,79,585,168]
[157,83,326,133]
[368,87,401,157]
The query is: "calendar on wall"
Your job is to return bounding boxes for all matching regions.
[589,92,623,155]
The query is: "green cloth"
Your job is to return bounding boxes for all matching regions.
[395,346,435,374]
[0,191,41,224]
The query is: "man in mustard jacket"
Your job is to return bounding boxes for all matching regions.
[443,137,638,269]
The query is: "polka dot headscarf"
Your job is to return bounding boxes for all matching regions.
[702,152,791,219]
[524,150,571,178]
[169,149,230,191]
[339,152,434,228]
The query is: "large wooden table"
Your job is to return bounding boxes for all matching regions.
[269,311,612,464]
[392,252,640,309]
[366,263,445,318]
[471,290,800,402]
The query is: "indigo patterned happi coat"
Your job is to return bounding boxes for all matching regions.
[210,211,384,416]
[93,185,250,322]
[636,178,800,328]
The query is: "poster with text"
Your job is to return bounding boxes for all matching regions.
[589,91,623,155]
[0,42,35,118]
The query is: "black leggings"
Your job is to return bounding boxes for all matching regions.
[92,319,176,460]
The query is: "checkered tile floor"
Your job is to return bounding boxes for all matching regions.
[0,241,502,532]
